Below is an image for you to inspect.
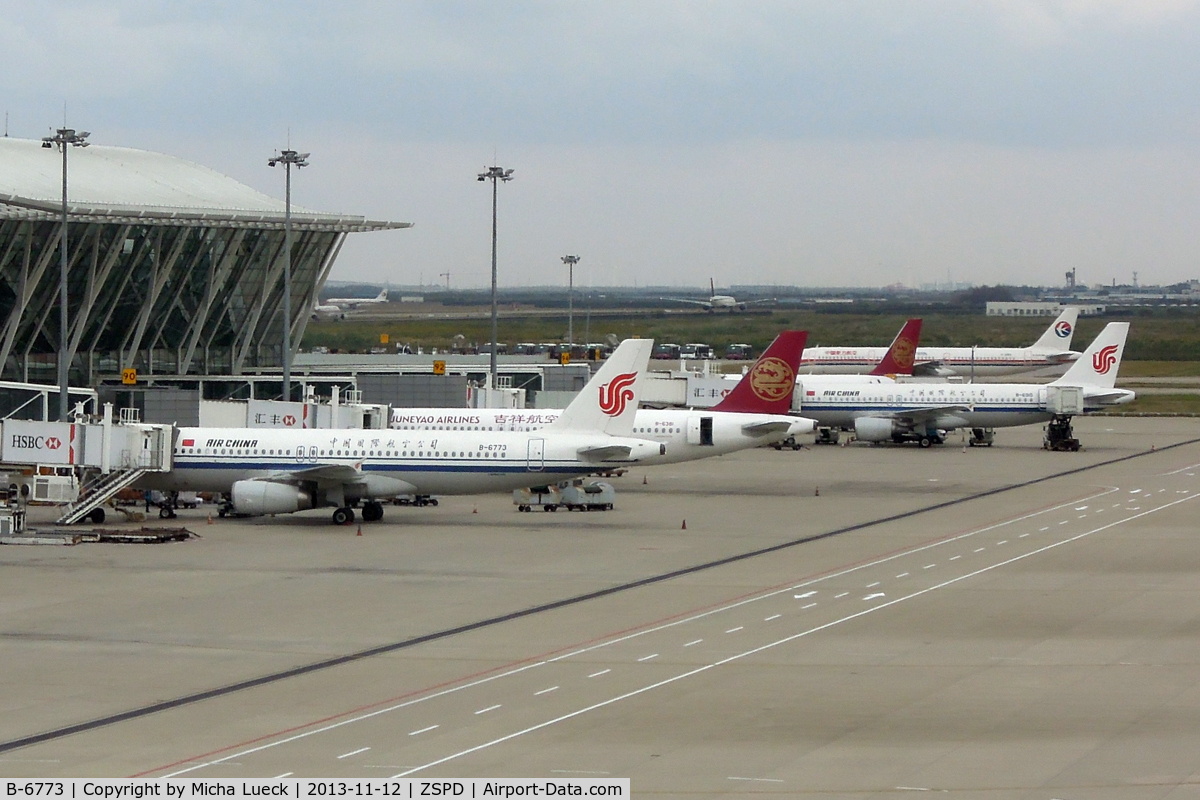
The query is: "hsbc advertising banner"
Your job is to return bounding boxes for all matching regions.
[1,420,79,465]
[246,400,315,429]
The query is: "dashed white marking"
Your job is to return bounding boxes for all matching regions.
[896,572,909,578]
[1078,514,1087,519]
[864,593,886,600]
[949,555,961,561]
[1130,488,1142,493]
[974,547,985,553]
[1041,525,1051,530]
[337,747,370,759]
[408,726,438,736]
[535,686,559,696]
[587,670,610,678]
[802,603,817,609]
[725,627,743,634]
[683,639,703,647]
[1059,520,1070,525]
[867,582,881,588]
[764,614,781,621]
[1075,506,1088,511]
[923,564,936,569]
[637,654,658,662]
[835,592,849,599]
[272,773,293,779]
[795,591,817,599]
[997,540,1007,545]
[1130,507,1141,511]
[474,704,501,715]
[1019,533,1030,538]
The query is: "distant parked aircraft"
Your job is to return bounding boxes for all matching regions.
[663,279,773,312]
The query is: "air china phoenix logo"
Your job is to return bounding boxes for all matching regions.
[749,357,796,403]
[1055,321,1073,338]
[1092,344,1119,374]
[599,372,638,416]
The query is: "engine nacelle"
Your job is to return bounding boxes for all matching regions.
[853,417,898,443]
[232,480,313,516]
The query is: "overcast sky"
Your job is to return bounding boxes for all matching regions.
[4,0,1200,289]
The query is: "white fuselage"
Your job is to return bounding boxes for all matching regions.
[796,379,1133,432]
[144,426,662,498]
[799,346,1079,377]
[390,408,815,465]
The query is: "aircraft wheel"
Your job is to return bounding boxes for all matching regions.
[332,507,355,526]
[919,436,933,448]
[89,507,106,524]
[362,503,383,522]
[429,498,439,506]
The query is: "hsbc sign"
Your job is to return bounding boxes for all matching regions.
[1,420,78,465]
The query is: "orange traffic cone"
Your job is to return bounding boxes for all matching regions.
[472,506,478,514]
[207,513,213,525]
[356,523,362,536]
[815,486,820,496]
[681,519,687,530]
[643,474,648,485]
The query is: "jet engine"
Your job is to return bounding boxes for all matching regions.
[853,417,899,443]
[232,480,313,516]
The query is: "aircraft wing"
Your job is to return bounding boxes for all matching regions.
[577,444,634,462]
[741,298,776,306]
[264,463,365,484]
[910,360,953,377]
[660,297,711,307]
[740,420,795,436]
[883,404,971,427]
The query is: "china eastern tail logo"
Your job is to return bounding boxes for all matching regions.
[599,372,638,416]
[749,357,796,403]
[1055,321,1073,338]
[1092,344,1119,374]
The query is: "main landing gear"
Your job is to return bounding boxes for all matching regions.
[333,501,385,525]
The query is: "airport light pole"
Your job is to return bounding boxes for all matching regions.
[561,255,579,345]
[477,165,514,387]
[42,127,89,421]
[269,148,309,402]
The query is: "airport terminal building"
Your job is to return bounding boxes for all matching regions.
[0,137,408,399]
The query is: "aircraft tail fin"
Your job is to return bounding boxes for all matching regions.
[1032,306,1079,351]
[868,318,922,376]
[712,331,806,414]
[1051,322,1129,389]
[377,288,388,302]
[548,338,653,436]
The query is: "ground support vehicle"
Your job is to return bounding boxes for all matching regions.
[561,480,615,511]
[1043,416,1081,451]
[514,485,563,512]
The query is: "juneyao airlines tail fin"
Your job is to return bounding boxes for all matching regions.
[548,338,653,436]
[376,288,388,302]
[868,318,922,376]
[1032,306,1080,352]
[712,330,806,414]
[1051,322,1129,389]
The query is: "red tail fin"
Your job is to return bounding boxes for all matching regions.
[868,318,922,376]
[712,331,806,414]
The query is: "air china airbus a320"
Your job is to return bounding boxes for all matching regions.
[390,330,817,463]
[143,339,664,524]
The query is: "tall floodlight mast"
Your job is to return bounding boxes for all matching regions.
[268,148,309,401]
[561,255,580,345]
[42,127,89,420]
[477,165,514,386]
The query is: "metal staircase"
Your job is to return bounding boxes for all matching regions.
[54,467,147,525]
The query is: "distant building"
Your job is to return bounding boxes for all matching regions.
[986,302,1106,317]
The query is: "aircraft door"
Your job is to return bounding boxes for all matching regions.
[526,438,545,472]
[686,416,714,446]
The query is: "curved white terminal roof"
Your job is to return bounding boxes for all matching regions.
[0,137,409,232]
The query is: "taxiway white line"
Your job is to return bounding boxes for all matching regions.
[389,493,1199,778]
[765,614,781,621]
[725,627,743,633]
[337,747,370,759]
[161,487,1125,777]
[949,555,961,561]
[474,705,501,715]
[974,548,985,553]
[637,654,658,662]
[534,687,558,696]
[923,564,936,569]
[867,582,881,588]
[409,725,439,736]
[587,670,610,678]
[1019,533,1029,538]
[896,573,909,578]
[802,603,818,609]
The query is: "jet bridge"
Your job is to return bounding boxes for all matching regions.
[1,405,174,524]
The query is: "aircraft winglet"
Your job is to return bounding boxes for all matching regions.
[548,338,653,436]
[868,318,922,376]
[712,331,806,414]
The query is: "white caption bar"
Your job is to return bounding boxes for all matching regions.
[1,780,629,800]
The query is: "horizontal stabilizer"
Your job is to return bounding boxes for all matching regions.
[577,444,633,462]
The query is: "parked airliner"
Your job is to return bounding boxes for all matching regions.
[799,307,1081,377]
[144,339,664,524]
[795,322,1133,447]
[391,331,817,464]
[312,288,389,319]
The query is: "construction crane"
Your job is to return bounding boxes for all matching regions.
[440,272,451,290]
